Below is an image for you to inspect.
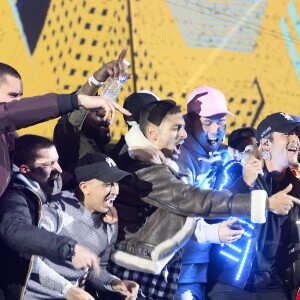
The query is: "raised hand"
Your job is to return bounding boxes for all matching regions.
[267,184,300,215]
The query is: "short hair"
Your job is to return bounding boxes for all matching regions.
[0,63,21,83]
[14,135,54,167]
[139,100,181,135]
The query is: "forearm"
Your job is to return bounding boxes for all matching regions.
[1,220,74,260]
[194,219,220,243]
[66,87,89,130]
[0,93,78,132]
[33,256,72,295]
[89,268,119,292]
[139,165,266,222]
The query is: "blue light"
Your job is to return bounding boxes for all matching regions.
[226,243,242,253]
[217,159,257,285]
[218,160,242,191]
[220,251,240,262]
[235,239,252,281]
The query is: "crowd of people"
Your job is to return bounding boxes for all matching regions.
[1,48,300,300]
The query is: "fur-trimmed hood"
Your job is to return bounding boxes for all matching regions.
[125,124,180,173]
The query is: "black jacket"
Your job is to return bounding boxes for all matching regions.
[0,173,74,300]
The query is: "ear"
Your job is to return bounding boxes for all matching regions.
[146,124,158,142]
[19,164,30,174]
[79,181,90,195]
[260,138,270,152]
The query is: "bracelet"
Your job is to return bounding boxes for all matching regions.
[88,75,104,87]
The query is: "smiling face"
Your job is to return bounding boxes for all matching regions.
[0,74,23,102]
[80,179,119,214]
[148,112,187,159]
[262,129,300,171]
[188,112,227,153]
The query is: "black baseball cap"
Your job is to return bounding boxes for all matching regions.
[256,112,300,143]
[123,91,159,126]
[75,153,131,183]
[228,127,256,149]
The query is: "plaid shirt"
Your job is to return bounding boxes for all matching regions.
[109,251,182,300]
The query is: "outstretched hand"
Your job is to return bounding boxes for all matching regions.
[77,94,131,124]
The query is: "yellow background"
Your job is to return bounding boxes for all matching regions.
[1,0,300,141]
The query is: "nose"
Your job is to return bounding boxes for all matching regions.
[52,161,62,174]
[180,127,187,140]
[209,122,219,134]
[290,133,299,143]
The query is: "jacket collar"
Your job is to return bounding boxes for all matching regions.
[125,124,180,173]
[11,164,48,203]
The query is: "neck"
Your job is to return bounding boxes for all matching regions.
[265,160,287,181]
[76,189,94,213]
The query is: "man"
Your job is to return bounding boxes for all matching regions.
[24,152,139,300]
[53,49,129,174]
[109,100,298,300]
[109,90,161,165]
[207,112,300,300]
[175,85,239,299]
[0,62,130,197]
[0,135,100,299]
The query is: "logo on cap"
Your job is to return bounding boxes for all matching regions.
[106,157,116,167]
[280,112,293,121]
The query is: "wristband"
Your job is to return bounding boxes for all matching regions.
[251,190,267,223]
[62,282,74,296]
[88,75,104,87]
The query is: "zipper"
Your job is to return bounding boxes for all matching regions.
[19,188,43,300]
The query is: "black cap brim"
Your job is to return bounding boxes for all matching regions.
[95,169,131,183]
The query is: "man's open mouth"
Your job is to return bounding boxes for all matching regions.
[175,142,184,154]
[207,137,218,146]
[287,145,299,154]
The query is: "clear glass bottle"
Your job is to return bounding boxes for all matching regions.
[101,60,130,101]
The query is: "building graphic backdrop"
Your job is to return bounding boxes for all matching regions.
[1,0,300,140]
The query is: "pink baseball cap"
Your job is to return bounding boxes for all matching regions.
[187,86,234,117]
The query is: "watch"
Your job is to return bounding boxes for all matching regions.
[61,243,76,262]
